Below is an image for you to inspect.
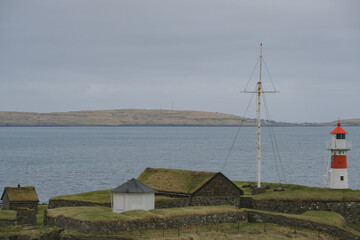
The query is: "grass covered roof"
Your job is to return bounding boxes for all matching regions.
[1,186,39,202]
[137,168,217,195]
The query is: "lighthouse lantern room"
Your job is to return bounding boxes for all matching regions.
[327,121,351,189]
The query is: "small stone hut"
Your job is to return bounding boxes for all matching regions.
[1,186,39,212]
[111,178,155,213]
[137,168,244,198]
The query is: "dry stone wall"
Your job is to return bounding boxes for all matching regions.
[251,200,360,224]
[247,211,359,240]
[16,208,36,226]
[0,219,16,227]
[43,209,359,239]
[48,197,360,225]
[156,196,240,209]
[44,210,247,234]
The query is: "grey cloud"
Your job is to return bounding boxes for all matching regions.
[0,0,359,122]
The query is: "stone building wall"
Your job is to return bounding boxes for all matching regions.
[16,208,36,226]
[9,202,38,213]
[193,173,243,197]
[155,196,241,209]
[1,192,10,210]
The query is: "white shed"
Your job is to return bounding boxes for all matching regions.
[111,178,155,213]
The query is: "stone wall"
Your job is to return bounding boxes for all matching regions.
[9,202,38,213]
[247,211,359,240]
[16,208,36,226]
[49,196,241,210]
[156,196,241,209]
[43,209,359,239]
[47,196,360,225]
[251,200,360,224]
[44,210,247,234]
[0,219,16,227]
[1,193,10,210]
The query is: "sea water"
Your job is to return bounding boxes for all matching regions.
[1,126,359,203]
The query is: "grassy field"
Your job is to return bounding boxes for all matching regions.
[0,109,259,126]
[47,205,242,221]
[2,205,359,239]
[0,210,16,220]
[47,206,359,239]
[62,221,341,240]
[0,205,59,238]
[50,181,360,204]
[233,181,360,201]
[51,189,111,203]
[138,168,216,194]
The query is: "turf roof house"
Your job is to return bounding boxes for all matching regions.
[137,168,244,198]
[1,186,39,212]
[111,178,155,213]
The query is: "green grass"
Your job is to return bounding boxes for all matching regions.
[0,205,59,238]
[138,168,216,194]
[0,109,257,126]
[51,207,357,239]
[50,189,111,203]
[50,181,360,206]
[300,211,346,227]
[0,209,16,220]
[233,181,360,201]
[50,190,174,204]
[47,205,242,222]
[61,221,341,240]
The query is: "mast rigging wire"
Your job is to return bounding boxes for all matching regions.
[262,93,287,184]
[221,85,256,172]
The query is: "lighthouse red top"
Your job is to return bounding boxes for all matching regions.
[330,121,348,134]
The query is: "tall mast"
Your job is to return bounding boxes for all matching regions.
[242,43,278,189]
[257,43,263,188]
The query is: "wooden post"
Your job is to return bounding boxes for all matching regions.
[237,222,240,230]
[196,225,198,234]
[162,227,165,237]
[264,223,266,232]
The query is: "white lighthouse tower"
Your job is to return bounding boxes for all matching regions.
[327,121,351,189]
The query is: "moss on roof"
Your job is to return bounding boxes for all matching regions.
[1,186,39,202]
[137,168,216,194]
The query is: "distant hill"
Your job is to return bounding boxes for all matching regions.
[0,109,294,127]
[322,119,360,126]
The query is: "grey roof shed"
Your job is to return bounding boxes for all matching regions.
[111,178,155,193]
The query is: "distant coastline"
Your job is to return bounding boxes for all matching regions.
[0,109,359,127]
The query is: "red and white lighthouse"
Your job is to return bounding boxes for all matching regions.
[327,121,351,189]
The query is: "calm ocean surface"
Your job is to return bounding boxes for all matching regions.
[1,126,359,203]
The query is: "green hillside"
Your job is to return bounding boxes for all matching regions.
[0,109,288,127]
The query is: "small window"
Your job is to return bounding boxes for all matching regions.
[336,134,345,139]
[340,176,344,181]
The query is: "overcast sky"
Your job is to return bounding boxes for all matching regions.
[0,0,359,123]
